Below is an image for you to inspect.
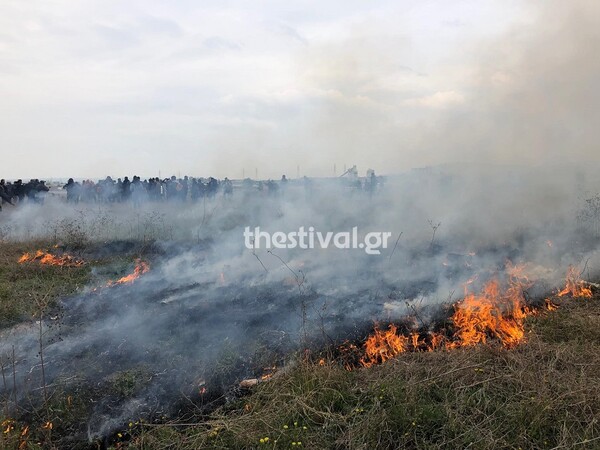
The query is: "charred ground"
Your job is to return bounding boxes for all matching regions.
[0,238,600,449]
[1,174,600,449]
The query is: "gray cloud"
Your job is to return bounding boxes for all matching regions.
[0,1,598,179]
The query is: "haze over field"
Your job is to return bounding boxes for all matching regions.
[2,169,600,439]
[1,0,599,179]
[3,3,600,446]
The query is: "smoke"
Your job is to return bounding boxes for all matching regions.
[1,167,600,440]
[285,0,600,175]
[422,0,600,168]
[1,0,600,442]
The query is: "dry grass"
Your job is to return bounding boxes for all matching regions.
[131,295,600,450]
[1,239,600,449]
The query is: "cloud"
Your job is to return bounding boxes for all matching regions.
[267,21,308,45]
[202,36,241,51]
[403,90,465,109]
[0,0,597,179]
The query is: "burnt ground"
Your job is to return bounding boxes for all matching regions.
[126,290,600,450]
[1,236,600,449]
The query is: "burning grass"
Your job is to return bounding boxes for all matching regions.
[105,259,150,287]
[18,249,86,267]
[558,265,593,298]
[1,236,599,449]
[129,292,600,450]
[0,241,152,328]
[347,264,596,369]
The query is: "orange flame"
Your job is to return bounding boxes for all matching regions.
[557,266,592,298]
[351,263,596,369]
[18,250,85,267]
[449,263,532,349]
[107,260,150,286]
[358,262,536,367]
[428,332,446,351]
[260,366,278,381]
[410,332,420,350]
[544,298,559,311]
[360,324,409,368]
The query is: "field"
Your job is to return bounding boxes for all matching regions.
[137,298,600,450]
[1,244,600,449]
[3,0,600,447]
[1,180,600,449]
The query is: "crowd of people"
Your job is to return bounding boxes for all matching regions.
[0,179,49,207]
[62,175,230,205]
[0,172,380,210]
[59,175,291,205]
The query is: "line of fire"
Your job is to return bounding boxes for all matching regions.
[2,2,600,447]
[2,171,600,448]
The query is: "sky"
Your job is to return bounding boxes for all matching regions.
[0,0,598,180]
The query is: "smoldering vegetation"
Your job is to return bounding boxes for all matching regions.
[1,166,600,443]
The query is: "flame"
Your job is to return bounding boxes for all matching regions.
[360,324,409,367]
[107,260,150,286]
[410,332,420,350]
[557,266,592,298]
[448,262,533,349]
[18,250,85,267]
[348,262,596,370]
[2,419,15,434]
[260,366,277,381]
[450,281,524,349]
[544,298,559,311]
[428,332,446,351]
[358,262,536,367]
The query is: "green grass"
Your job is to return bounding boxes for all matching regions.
[0,240,149,328]
[0,241,153,449]
[0,241,91,328]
